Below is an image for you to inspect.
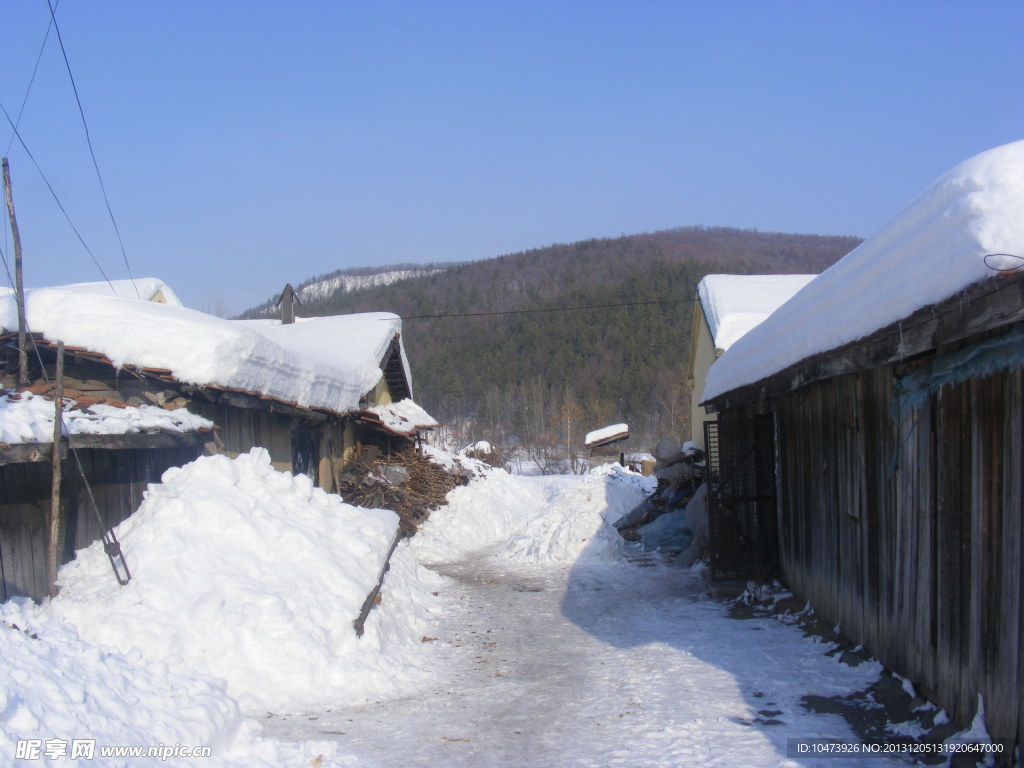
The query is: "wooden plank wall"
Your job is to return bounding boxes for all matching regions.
[771,365,1023,749]
[0,445,202,602]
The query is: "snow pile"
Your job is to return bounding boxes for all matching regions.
[0,286,404,415]
[697,274,816,351]
[0,391,212,444]
[0,602,349,767]
[43,449,441,712]
[366,398,439,435]
[413,461,654,565]
[705,140,1024,401]
[498,465,654,564]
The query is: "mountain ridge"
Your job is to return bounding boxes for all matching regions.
[241,225,862,455]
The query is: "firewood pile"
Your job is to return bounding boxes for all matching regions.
[336,445,466,537]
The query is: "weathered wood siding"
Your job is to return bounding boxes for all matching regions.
[0,445,202,602]
[767,363,1023,748]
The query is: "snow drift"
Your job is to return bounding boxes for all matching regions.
[43,449,442,712]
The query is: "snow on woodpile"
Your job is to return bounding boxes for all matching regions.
[697,274,816,352]
[584,423,628,448]
[704,140,1024,402]
[0,391,212,444]
[365,398,439,435]
[0,286,403,414]
[42,449,443,712]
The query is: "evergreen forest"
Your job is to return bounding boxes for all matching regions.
[242,226,861,469]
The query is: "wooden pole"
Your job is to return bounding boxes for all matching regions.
[2,157,29,386]
[48,342,65,598]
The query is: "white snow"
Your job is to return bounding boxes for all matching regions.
[0,284,410,415]
[41,448,441,713]
[584,422,629,447]
[3,446,935,766]
[698,274,817,352]
[297,269,444,303]
[1,278,183,307]
[704,139,1024,402]
[235,313,407,403]
[365,398,439,435]
[0,391,212,444]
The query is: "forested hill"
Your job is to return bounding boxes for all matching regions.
[242,226,861,453]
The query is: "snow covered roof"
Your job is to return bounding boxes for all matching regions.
[697,274,817,352]
[585,423,629,448]
[236,314,410,402]
[362,398,439,436]
[0,282,411,415]
[704,140,1024,403]
[1,277,185,307]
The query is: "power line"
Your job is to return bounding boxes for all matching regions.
[395,298,696,321]
[5,0,59,155]
[46,0,139,299]
[0,101,116,291]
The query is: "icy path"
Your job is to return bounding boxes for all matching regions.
[261,554,902,768]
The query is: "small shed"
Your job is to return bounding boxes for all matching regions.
[701,140,1024,750]
[584,423,629,467]
[686,273,814,446]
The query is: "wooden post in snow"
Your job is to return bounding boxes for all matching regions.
[2,157,29,385]
[48,342,65,598]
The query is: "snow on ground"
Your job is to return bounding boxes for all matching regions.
[705,139,1024,401]
[0,391,212,444]
[3,450,961,766]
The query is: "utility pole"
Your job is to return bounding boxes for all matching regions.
[2,157,29,385]
[49,342,65,598]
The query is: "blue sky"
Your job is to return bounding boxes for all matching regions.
[1,1,1021,314]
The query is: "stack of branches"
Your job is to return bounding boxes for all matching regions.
[336,445,465,537]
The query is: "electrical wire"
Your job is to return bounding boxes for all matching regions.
[395,298,696,321]
[4,0,59,156]
[45,0,139,299]
[984,253,1023,272]
[0,101,116,292]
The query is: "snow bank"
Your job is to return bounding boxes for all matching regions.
[43,449,441,712]
[0,391,212,444]
[705,140,1024,401]
[0,602,350,767]
[413,461,655,566]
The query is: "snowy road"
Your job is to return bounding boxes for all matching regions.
[262,553,905,768]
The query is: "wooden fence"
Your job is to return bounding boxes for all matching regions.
[761,362,1023,749]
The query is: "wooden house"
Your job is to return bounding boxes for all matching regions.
[700,141,1024,748]
[686,274,814,446]
[1,280,436,601]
